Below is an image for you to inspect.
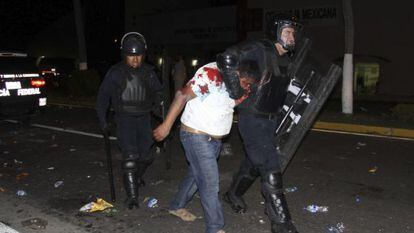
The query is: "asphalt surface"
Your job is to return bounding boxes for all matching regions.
[0,105,413,233]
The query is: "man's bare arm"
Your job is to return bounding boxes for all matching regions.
[153,85,196,141]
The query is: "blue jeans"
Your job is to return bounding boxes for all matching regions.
[170,130,224,233]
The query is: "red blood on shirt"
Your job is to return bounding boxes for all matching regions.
[203,67,223,85]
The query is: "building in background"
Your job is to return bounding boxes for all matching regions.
[125,0,414,100]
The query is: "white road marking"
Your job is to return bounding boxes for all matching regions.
[311,128,414,141]
[0,222,19,233]
[3,119,413,142]
[3,120,116,140]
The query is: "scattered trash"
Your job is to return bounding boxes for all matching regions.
[54,180,64,188]
[305,204,329,213]
[16,190,27,197]
[86,175,91,179]
[16,172,29,180]
[79,198,113,213]
[326,222,345,232]
[3,151,9,154]
[144,197,158,208]
[69,148,77,152]
[259,219,266,224]
[2,163,8,167]
[102,208,118,215]
[21,218,48,230]
[355,146,360,150]
[355,195,361,203]
[220,142,233,156]
[368,166,378,173]
[151,180,165,186]
[47,167,55,170]
[285,186,298,193]
[260,201,265,205]
[0,187,5,192]
[14,159,23,164]
[357,142,367,146]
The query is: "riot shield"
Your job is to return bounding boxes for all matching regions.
[275,56,342,173]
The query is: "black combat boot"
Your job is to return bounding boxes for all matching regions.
[122,159,140,209]
[223,167,259,213]
[262,172,298,233]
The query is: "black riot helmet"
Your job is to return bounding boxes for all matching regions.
[120,32,147,56]
[266,13,302,52]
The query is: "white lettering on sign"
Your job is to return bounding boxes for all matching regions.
[266,5,339,26]
[0,88,11,97]
[5,81,22,90]
[17,88,41,96]
[0,73,39,79]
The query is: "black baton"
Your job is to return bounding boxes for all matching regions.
[103,130,116,202]
[161,101,172,170]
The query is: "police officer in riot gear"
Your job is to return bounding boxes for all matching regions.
[217,14,302,233]
[96,32,163,209]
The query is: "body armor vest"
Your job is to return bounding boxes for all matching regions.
[118,64,153,115]
[240,40,290,115]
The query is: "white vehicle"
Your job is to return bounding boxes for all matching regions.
[0,51,47,118]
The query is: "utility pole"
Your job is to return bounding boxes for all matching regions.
[73,0,88,70]
[342,0,354,114]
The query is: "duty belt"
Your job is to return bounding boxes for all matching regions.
[180,124,225,140]
[239,112,278,120]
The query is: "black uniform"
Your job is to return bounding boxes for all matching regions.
[96,61,162,208]
[218,39,298,233]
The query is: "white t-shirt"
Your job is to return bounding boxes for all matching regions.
[180,62,235,136]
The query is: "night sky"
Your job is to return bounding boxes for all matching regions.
[0,0,74,50]
[0,0,124,66]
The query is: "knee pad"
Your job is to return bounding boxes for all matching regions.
[263,171,283,189]
[122,159,138,171]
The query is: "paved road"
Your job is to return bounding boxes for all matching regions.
[1,106,413,233]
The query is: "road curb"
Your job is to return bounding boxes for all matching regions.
[48,100,414,139]
[313,121,414,139]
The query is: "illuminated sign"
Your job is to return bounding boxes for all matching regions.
[0,73,40,79]
[17,88,41,96]
[5,81,22,90]
[39,97,47,106]
[0,88,11,97]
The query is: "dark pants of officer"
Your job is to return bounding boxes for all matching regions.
[115,113,154,208]
[228,113,297,232]
[116,114,154,161]
[238,113,280,174]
